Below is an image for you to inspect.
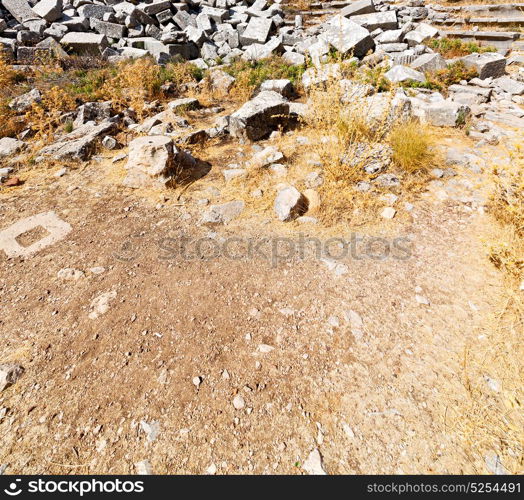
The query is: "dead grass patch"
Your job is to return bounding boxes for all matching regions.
[448,146,524,474]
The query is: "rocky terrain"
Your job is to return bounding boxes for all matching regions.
[0,0,523,476]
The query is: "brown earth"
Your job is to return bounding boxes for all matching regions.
[0,124,512,475]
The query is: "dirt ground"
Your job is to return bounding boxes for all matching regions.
[1,97,521,475]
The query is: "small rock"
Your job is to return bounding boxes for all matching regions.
[88,290,117,319]
[0,364,24,392]
[140,420,160,443]
[303,448,327,475]
[233,394,245,410]
[381,207,396,219]
[57,268,85,281]
[135,460,153,475]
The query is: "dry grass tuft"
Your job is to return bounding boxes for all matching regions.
[25,86,77,143]
[449,146,524,474]
[389,120,437,174]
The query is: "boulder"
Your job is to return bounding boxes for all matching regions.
[123,136,182,189]
[385,65,425,83]
[462,53,506,80]
[274,186,308,221]
[60,32,108,55]
[0,137,25,158]
[319,15,374,58]
[9,88,42,112]
[229,91,290,141]
[38,120,116,160]
[351,11,398,32]
[260,79,294,98]
[411,53,447,73]
[32,0,63,23]
[416,100,471,127]
[341,0,376,18]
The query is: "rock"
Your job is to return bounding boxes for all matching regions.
[135,460,152,475]
[140,420,160,442]
[0,364,24,392]
[403,23,439,46]
[411,53,447,73]
[202,201,245,225]
[208,70,236,95]
[260,79,294,98]
[32,0,63,23]
[229,91,290,141]
[250,146,284,168]
[342,142,392,174]
[223,168,247,182]
[60,32,108,56]
[192,376,202,387]
[233,394,245,410]
[123,136,185,189]
[305,171,323,189]
[88,291,117,320]
[351,11,398,32]
[258,344,274,353]
[303,448,327,475]
[381,207,396,219]
[0,137,25,158]
[485,452,509,475]
[240,17,273,45]
[385,65,425,84]
[167,97,200,113]
[38,120,116,161]
[462,53,506,80]
[493,76,524,96]
[74,101,113,127]
[374,173,400,188]
[274,186,308,222]
[417,100,470,127]
[57,268,85,280]
[344,309,364,339]
[206,463,217,475]
[341,0,376,18]
[415,294,430,305]
[319,15,374,58]
[102,136,118,150]
[9,88,42,112]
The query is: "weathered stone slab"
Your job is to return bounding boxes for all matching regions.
[38,120,116,160]
[60,32,108,55]
[240,17,272,45]
[0,211,72,258]
[411,53,447,73]
[1,0,40,23]
[341,0,376,18]
[351,11,397,32]
[462,52,506,79]
[319,15,374,57]
[32,0,63,23]
[229,90,290,141]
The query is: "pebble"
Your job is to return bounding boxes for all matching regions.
[233,394,245,410]
[303,448,327,475]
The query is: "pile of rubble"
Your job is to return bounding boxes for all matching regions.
[0,0,508,65]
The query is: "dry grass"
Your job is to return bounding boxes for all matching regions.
[448,146,524,474]
[389,120,438,174]
[25,86,77,143]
